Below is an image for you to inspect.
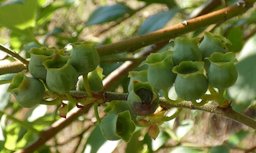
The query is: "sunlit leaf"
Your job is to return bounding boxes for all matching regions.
[228,34,256,112]
[84,124,107,153]
[0,0,38,29]
[171,146,204,153]
[86,3,132,26]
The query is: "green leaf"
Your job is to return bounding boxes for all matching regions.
[226,26,243,52]
[137,9,177,35]
[228,35,256,111]
[86,3,132,26]
[126,130,144,153]
[84,124,107,153]
[209,145,229,153]
[0,0,38,29]
[37,3,70,25]
[0,0,24,6]
[226,130,248,147]
[171,146,204,153]
[138,0,176,7]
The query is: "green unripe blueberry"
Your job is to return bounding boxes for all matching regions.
[146,51,176,91]
[8,73,45,108]
[128,82,159,116]
[199,32,231,58]
[28,47,54,80]
[99,111,135,141]
[207,52,238,89]
[172,37,202,65]
[44,55,79,94]
[68,42,100,75]
[128,70,147,92]
[77,67,103,92]
[173,61,208,101]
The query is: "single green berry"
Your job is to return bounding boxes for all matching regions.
[99,111,135,141]
[28,47,54,80]
[173,61,208,101]
[207,52,238,89]
[199,32,231,58]
[68,42,100,75]
[44,54,79,94]
[128,82,159,116]
[146,51,176,91]
[172,37,202,65]
[128,70,148,92]
[8,73,45,108]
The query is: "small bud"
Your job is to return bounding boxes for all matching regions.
[148,124,160,140]
[58,103,69,118]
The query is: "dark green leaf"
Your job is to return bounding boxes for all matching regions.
[226,26,243,52]
[84,124,107,153]
[228,35,256,112]
[86,3,132,26]
[226,130,248,147]
[138,0,176,7]
[209,145,229,153]
[0,0,38,29]
[137,9,177,35]
[126,130,144,153]
[0,0,24,6]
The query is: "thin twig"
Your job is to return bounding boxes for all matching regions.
[0,61,26,75]
[0,45,28,66]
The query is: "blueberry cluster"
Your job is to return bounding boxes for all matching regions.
[128,32,238,115]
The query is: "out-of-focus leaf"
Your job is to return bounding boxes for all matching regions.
[31,114,56,131]
[226,26,243,52]
[86,3,132,26]
[226,130,248,147]
[0,74,15,84]
[228,34,256,112]
[0,84,10,110]
[152,131,170,151]
[84,124,107,153]
[126,130,144,153]
[176,120,193,139]
[0,0,24,6]
[137,9,177,35]
[209,145,229,153]
[138,0,176,7]
[0,0,38,29]
[171,146,204,153]
[37,3,70,25]
[35,145,51,153]
[4,123,21,150]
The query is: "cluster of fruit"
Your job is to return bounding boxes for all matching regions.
[128,32,238,116]
[8,43,101,107]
